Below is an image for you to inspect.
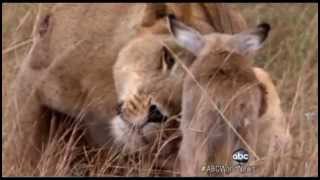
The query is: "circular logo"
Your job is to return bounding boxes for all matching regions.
[232,148,249,163]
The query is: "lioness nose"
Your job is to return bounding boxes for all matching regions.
[148,105,167,123]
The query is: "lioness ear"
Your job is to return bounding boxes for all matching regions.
[227,23,271,56]
[141,4,166,27]
[167,15,205,56]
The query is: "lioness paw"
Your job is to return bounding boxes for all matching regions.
[121,94,152,127]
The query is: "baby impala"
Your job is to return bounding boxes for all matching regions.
[168,17,292,176]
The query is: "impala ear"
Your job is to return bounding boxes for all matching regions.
[227,23,271,56]
[167,15,205,56]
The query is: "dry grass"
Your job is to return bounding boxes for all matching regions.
[2,3,318,177]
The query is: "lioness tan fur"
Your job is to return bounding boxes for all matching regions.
[168,18,292,176]
[5,3,247,175]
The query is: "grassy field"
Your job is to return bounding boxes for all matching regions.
[2,3,318,176]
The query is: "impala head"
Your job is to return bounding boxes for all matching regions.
[168,15,270,59]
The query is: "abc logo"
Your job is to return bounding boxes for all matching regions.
[232,148,249,163]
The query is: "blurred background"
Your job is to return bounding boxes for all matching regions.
[2,3,318,176]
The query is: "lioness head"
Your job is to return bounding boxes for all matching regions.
[110,5,248,153]
[111,24,195,153]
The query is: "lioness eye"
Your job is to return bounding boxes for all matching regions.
[162,47,175,70]
[116,102,123,115]
[149,105,157,113]
[148,105,167,123]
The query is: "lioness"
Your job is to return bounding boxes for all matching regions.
[168,18,292,176]
[5,4,247,175]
